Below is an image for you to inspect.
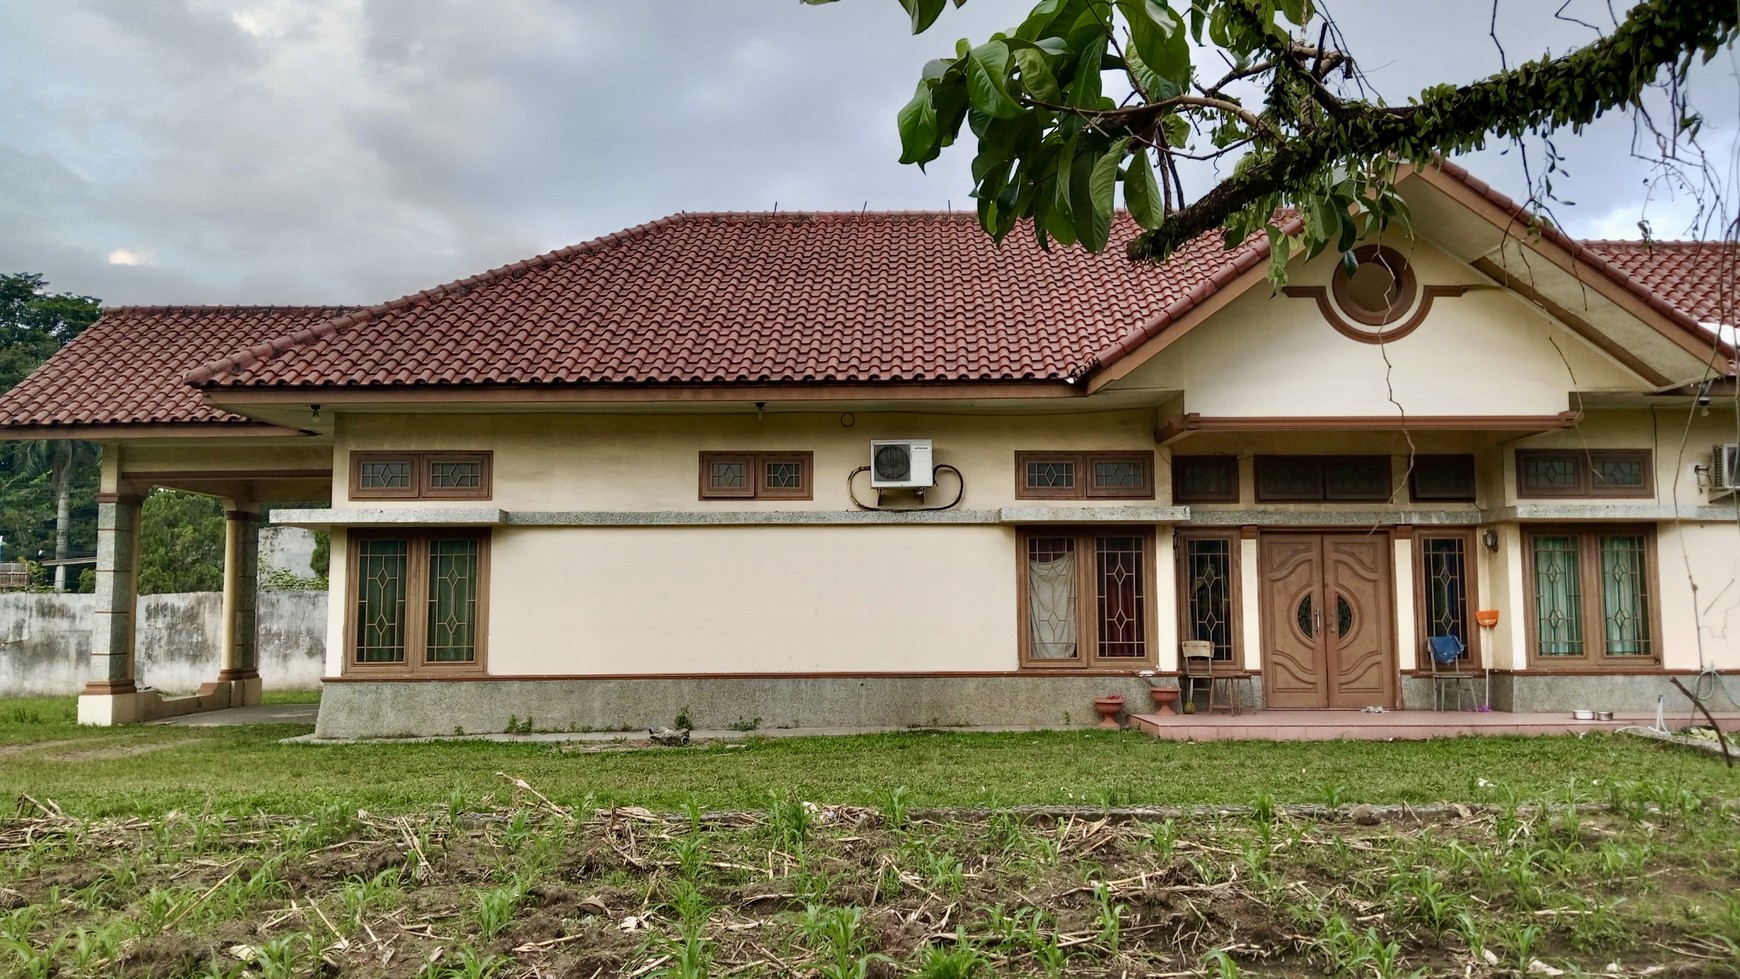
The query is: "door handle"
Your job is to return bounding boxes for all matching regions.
[1314,607,1322,632]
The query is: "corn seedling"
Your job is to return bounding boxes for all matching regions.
[767,791,812,852]
[1202,948,1243,979]
[916,936,985,979]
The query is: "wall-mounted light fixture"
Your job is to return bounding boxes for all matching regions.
[310,404,321,423]
[1481,528,1499,552]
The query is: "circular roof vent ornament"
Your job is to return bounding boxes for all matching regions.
[1332,245,1418,328]
[1281,243,1467,344]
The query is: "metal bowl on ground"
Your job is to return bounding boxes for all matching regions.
[1595,710,1614,721]
[1572,709,1597,721]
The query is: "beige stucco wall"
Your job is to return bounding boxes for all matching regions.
[333,409,1161,512]
[486,525,1018,675]
[1109,235,1641,416]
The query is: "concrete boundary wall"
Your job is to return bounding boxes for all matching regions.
[0,591,326,696]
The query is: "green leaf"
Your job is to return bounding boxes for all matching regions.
[1276,0,1310,26]
[1009,45,1061,103]
[965,41,1021,118]
[1052,135,1077,227]
[896,82,940,166]
[1115,0,1190,93]
[1074,137,1125,252]
[1265,225,1290,287]
[1124,146,1164,229]
[899,0,948,34]
[1065,34,1106,109]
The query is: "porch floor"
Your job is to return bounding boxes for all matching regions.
[1128,709,1740,741]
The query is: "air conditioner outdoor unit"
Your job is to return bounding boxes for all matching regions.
[870,439,934,489]
[1712,444,1740,495]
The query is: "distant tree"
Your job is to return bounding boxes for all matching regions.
[1,273,102,588]
[136,489,225,595]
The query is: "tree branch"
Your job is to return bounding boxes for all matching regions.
[1128,0,1738,261]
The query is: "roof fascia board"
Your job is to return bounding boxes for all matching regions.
[1084,257,1281,394]
[1413,164,1732,366]
[1468,256,1673,387]
[0,422,311,441]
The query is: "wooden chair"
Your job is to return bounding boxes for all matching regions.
[1181,641,1255,715]
[1426,635,1480,711]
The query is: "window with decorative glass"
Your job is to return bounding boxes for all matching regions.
[351,452,492,501]
[1516,449,1651,498]
[348,530,488,674]
[1177,532,1237,662]
[1525,526,1656,667]
[1019,527,1154,666]
[1416,532,1477,664]
[698,452,812,500]
[1015,451,1154,500]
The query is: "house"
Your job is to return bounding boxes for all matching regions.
[1,161,1736,738]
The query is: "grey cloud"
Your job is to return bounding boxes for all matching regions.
[0,0,1733,309]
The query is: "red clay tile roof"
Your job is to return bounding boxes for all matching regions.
[185,213,1274,390]
[1581,239,1739,327]
[0,305,358,429]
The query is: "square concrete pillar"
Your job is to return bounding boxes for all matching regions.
[78,493,143,725]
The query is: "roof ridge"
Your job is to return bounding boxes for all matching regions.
[182,213,697,386]
[107,304,362,314]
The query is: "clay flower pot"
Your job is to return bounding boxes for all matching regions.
[1092,695,1125,729]
[1149,686,1181,713]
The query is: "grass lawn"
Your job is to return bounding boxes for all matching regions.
[3,696,1737,977]
[0,695,1735,817]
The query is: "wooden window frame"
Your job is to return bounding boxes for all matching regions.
[1521,524,1661,671]
[1015,451,1155,501]
[1409,454,1477,503]
[1175,529,1242,666]
[351,451,493,501]
[1255,455,1392,502]
[1516,449,1652,499]
[1172,455,1240,503]
[344,528,489,676]
[698,451,814,501]
[1411,529,1481,669]
[1016,526,1158,669]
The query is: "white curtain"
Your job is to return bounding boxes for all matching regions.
[1028,554,1078,659]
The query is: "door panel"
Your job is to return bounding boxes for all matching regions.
[1259,536,1327,709]
[1325,535,1395,708]
[1260,533,1396,709]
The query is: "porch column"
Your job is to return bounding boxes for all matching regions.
[217,504,262,706]
[77,492,142,725]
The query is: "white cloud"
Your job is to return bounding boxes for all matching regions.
[106,248,148,266]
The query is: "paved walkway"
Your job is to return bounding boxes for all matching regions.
[152,703,319,726]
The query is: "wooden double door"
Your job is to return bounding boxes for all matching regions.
[1259,533,1396,709]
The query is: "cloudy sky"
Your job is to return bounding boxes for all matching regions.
[0,0,1735,307]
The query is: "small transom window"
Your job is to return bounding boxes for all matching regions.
[352,452,492,501]
[699,452,812,500]
[1516,449,1651,499]
[1016,451,1153,500]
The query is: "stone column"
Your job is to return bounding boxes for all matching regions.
[217,506,262,706]
[77,493,142,725]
